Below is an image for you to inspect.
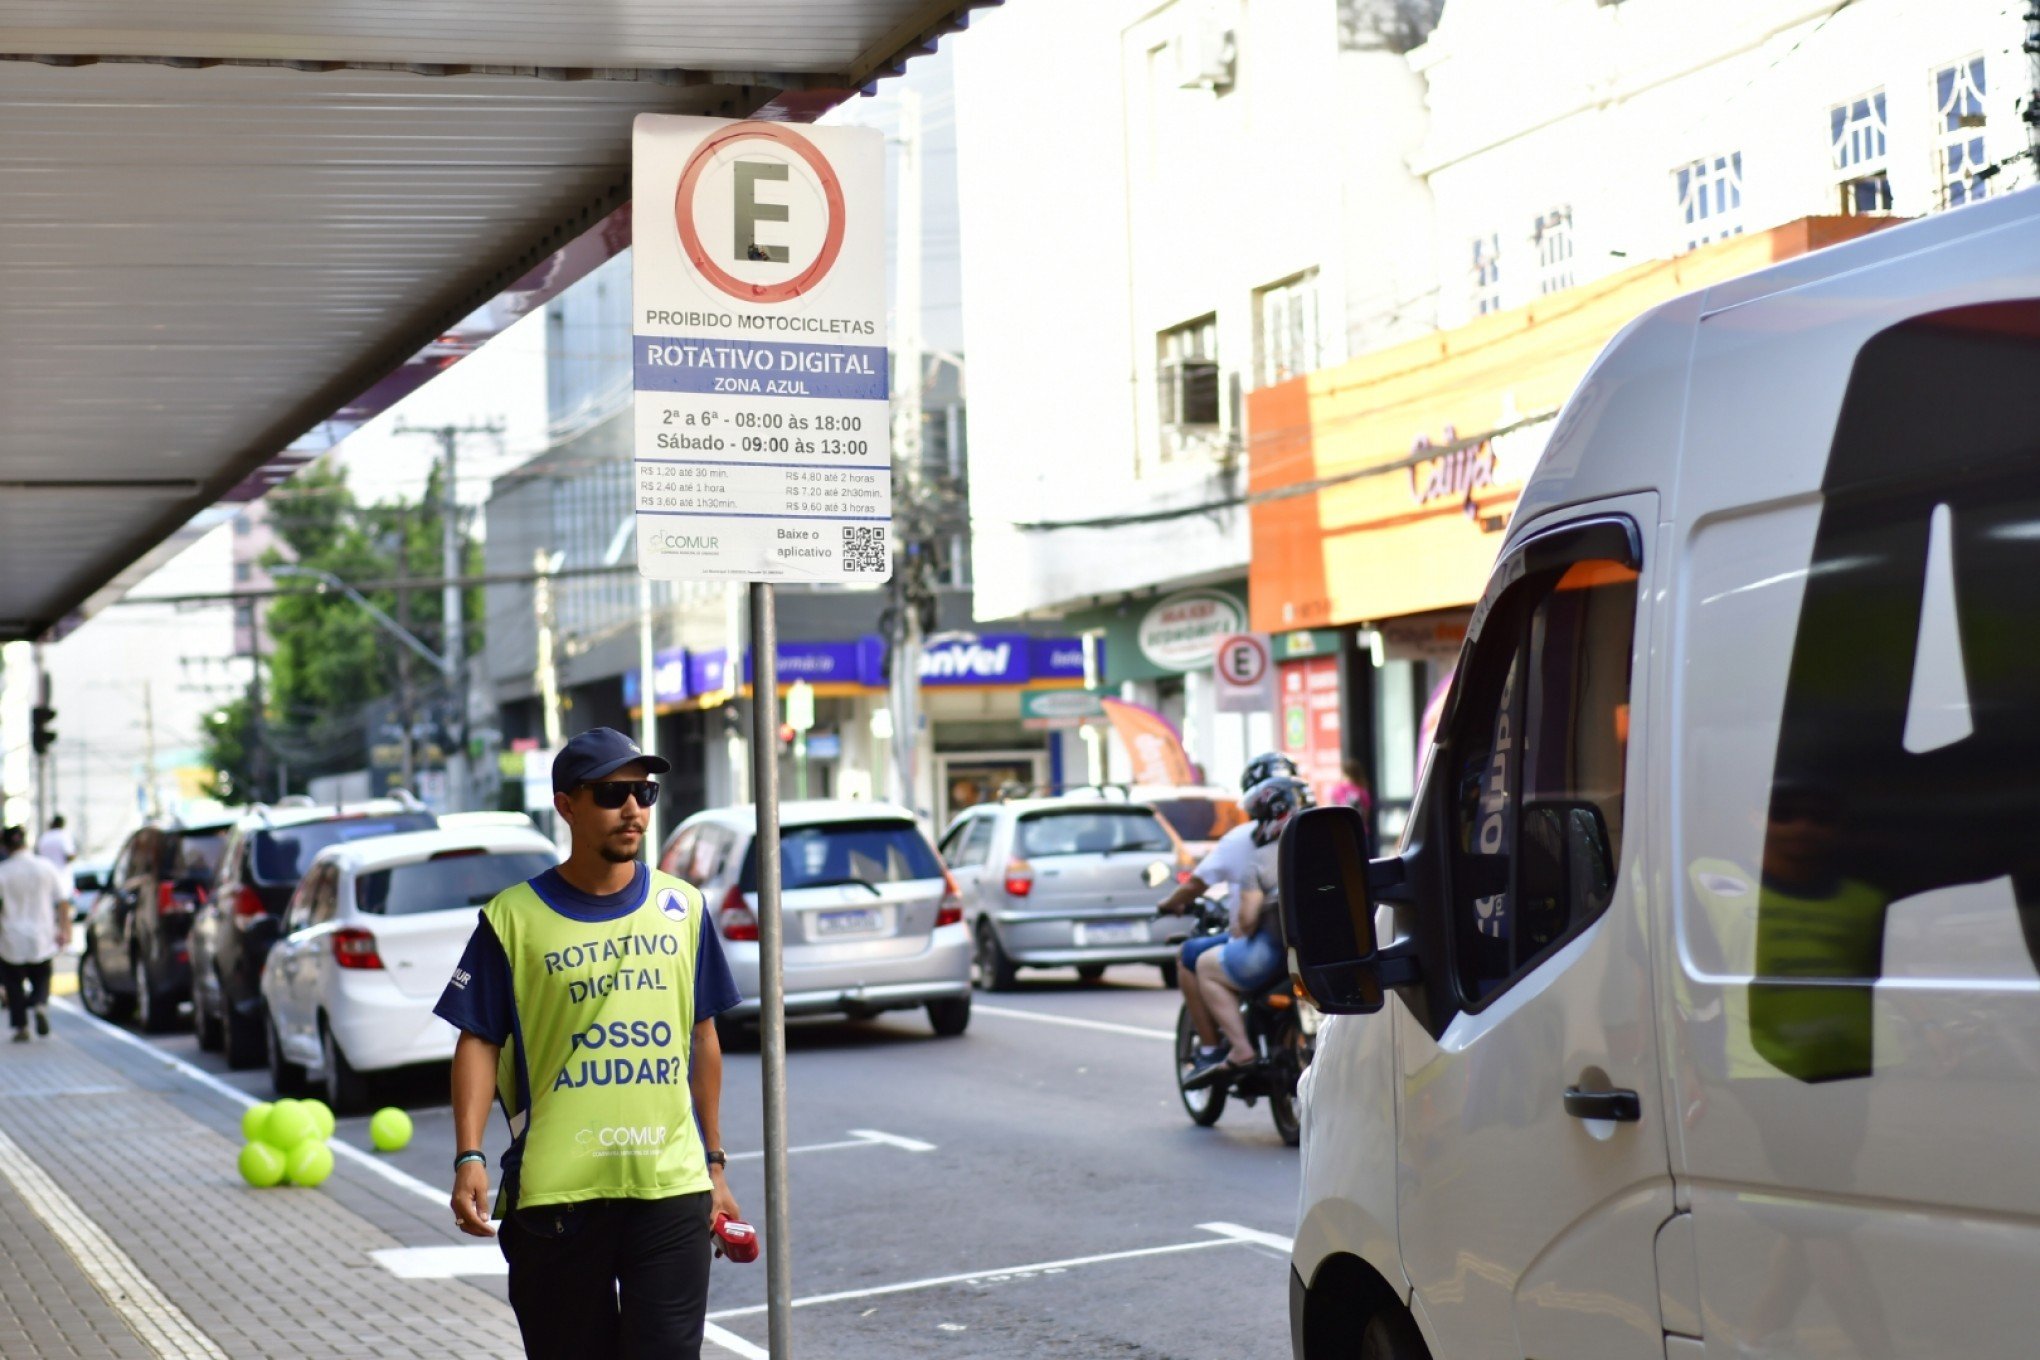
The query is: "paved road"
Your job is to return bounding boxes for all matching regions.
[78,963,1299,1358]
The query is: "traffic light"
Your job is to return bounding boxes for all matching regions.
[29,705,55,754]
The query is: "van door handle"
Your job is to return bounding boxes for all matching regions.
[1562,1087,1641,1122]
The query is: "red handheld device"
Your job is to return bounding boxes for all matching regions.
[712,1213,758,1264]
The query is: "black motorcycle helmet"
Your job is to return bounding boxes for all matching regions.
[1239,751,1300,793]
[1243,775,1317,846]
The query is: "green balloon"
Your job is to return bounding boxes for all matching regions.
[302,1099,336,1141]
[261,1099,317,1152]
[241,1102,274,1143]
[238,1141,286,1188]
[286,1140,334,1188]
[369,1107,413,1153]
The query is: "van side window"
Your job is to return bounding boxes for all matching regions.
[1449,558,1638,1006]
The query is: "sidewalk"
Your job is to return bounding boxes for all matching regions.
[0,1005,527,1360]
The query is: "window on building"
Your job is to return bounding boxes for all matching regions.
[1936,57,1989,207]
[1533,208,1574,295]
[1676,152,1744,250]
[1254,271,1321,388]
[1157,315,1221,461]
[1830,90,1892,216]
[1470,234,1502,315]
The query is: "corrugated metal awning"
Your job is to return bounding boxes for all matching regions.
[0,1,987,639]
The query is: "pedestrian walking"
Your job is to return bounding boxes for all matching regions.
[35,814,75,870]
[436,728,743,1360]
[0,825,71,1042]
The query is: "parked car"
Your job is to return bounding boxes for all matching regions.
[77,819,232,1031]
[939,799,1192,990]
[657,800,972,1039]
[190,799,437,1067]
[261,824,558,1111]
[1135,785,1249,862]
[68,857,113,924]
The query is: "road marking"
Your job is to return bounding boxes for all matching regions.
[971,1004,1174,1042]
[0,1126,230,1359]
[1198,1221,1295,1253]
[703,1322,770,1359]
[844,1128,935,1152]
[370,1244,505,1279]
[706,1235,1237,1319]
[53,999,447,1212]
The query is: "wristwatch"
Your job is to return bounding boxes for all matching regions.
[706,1149,728,1170]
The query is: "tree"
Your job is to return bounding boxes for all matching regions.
[1338,0,1448,54]
[201,460,483,796]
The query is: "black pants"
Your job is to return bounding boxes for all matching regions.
[500,1191,713,1360]
[0,960,51,1032]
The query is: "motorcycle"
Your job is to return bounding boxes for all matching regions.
[1162,897,1319,1147]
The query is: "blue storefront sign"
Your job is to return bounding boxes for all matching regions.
[623,645,691,709]
[627,633,1096,706]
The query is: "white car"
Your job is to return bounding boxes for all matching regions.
[657,800,973,1039]
[260,824,559,1110]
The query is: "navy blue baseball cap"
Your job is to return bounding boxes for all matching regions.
[552,727,671,795]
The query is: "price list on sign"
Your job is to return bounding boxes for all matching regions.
[631,116,891,583]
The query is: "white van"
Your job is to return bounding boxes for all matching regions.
[1279,186,2040,1360]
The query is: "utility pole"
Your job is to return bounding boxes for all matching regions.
[534,550,564,750]
[140,677,160,820]
[395,510,418,792]
[885,86,929,820]
[395,418,502,812]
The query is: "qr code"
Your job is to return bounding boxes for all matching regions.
[841,525,887,573]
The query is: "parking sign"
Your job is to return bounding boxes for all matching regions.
[1214,632,1275,713]
[631,117,890,582]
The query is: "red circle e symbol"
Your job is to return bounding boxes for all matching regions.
[1221,637,1267,685]
[673,122,847,305]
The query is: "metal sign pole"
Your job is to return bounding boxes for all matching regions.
[747,581,793,1355]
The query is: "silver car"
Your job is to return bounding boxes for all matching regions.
[938,800,1191,990]
[656,800,973,1039]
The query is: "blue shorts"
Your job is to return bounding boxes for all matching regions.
[1181,930,1283,990]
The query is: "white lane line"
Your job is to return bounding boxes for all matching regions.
[971,1004,1174,1042]
[54,999,447,1212]
[0,1126,230,1359]
[703,1322,770,1359]
[1198,1221,1295,1253]
[844,1128,936,1153]
[706,1236,1237,1319]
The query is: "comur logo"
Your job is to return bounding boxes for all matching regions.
[575,1125,671,1153]
[652,531,720,552]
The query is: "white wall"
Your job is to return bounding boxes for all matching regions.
[1414,0,2029,325]
[954,0,1433,620]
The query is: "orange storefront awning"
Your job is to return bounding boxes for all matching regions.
[1246,216,1898,634]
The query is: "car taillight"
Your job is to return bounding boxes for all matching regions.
[232,884,266,924]
[332,927,385,970]
[937,870,963,928]
[1003,860,1034,898]
[719,886,760,942]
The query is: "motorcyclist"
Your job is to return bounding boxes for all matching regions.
[1183,775,1314,1087]
[1158,754,1299,1065]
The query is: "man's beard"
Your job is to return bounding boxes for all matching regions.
[599,828,643,863]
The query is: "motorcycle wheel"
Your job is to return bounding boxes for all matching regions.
[1268,1014,1311,1148]
[1175,1005,1227,1127]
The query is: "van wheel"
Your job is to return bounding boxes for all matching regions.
[974,922,1018,992]
[322,1021,375,1115]
[78,946,132,1022]
[1358,1305,1432,1360]
[926,998,971,1037]
[267,1018,309,1098]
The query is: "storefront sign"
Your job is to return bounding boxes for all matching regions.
[1273,630,1341,661]
[1137,589,1246,672]
[624,645,692,709]
[1213,633,1275,715]
[642,633,1094,705]
[1280,656,1345,804]
[632,118,890,582]
[1020,688,1108,730]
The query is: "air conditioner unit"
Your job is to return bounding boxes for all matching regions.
[1172,23,1237,92]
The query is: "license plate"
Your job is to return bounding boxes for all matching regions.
[816,908,883,937]
[1075,920,1144,947]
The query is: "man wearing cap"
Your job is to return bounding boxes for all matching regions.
[436,727,743,1359]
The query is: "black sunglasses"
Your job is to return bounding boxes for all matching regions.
[582,780,660,809]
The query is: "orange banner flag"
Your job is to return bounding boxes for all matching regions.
[1099,698,1199,788]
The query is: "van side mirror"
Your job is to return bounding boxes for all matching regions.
[1277,806,1404,1015]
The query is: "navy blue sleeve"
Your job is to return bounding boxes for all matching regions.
[693,913,742,1022]
[434,913,515,1045]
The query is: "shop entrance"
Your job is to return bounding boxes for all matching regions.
[935,750,1047,828]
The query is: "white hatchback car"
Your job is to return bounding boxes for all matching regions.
[657,800,973,1039]
[260,824,559,1110]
